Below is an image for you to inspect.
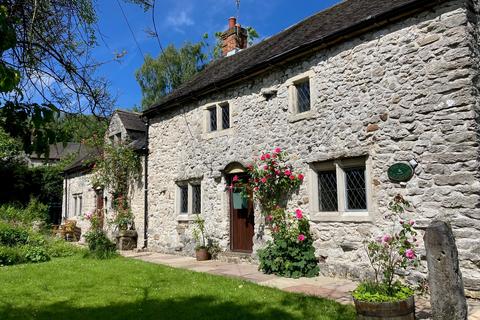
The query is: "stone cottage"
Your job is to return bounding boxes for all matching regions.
[141,0,480,296]
[63,0,480,296]
[62,110,146,244]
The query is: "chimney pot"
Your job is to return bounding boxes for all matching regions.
[228,17,236,29]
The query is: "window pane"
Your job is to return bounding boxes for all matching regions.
[318,171,338,211]
[79,196,82,216]
[221,104,230,129]
[192,185,201,214]
[345,167,367,210]
[180,186,188,213]
[209,108,217,131]
[296,81,310,113]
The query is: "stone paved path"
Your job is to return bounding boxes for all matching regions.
[121,251,480,319]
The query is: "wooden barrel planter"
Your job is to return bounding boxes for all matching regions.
[354,295,415,320]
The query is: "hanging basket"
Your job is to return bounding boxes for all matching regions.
[232,192,248,209]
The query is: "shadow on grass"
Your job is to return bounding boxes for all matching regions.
[0,294,355,320]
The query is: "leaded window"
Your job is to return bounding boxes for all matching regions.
[192,185,201,214]
[318,171,338,212]
[221,104,230,129]
[209,108,217,132]
[295,80,310,113]
[345,167,367,210]
[179,185,188,214]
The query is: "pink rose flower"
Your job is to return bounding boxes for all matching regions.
[409,220,415,226]
[285,170,291,176]
[264,165,269,170]
[232,175,239,182]
[275,169,281,175]
[274,147,281,154]
[254,187,259,192]
[289,175,296,180]
[261,177,267,183]
[298,234,306,242]
[405,249,416,260]
[399,220,404,224]
[260,154,266,161]
[265,153,271,159]
[266,215,273,222]
[298,174,304,181]
[382,234,392,243]
[295,209,303,219]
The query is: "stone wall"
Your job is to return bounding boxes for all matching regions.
[147,0,480,292]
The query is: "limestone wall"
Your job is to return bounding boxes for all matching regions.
[147,0,480,292]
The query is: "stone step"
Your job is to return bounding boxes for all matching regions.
[218,251,256,264]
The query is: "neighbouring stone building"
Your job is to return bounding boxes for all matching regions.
[64,0,480,296]
[62,110,146,244]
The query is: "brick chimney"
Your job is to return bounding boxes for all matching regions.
[221,17,248,57]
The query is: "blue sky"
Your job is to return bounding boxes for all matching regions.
[94,0,341,110]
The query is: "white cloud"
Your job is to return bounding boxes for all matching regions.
[166,9,194,29]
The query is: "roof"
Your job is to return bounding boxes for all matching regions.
[63,146,101,174]
[116,110,146,132]
[144,0,447,117]
[30,142,83,160]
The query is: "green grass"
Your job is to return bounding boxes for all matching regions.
[0,256,355,320]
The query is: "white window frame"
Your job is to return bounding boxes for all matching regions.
[287,70,316,122]
[72,193,83,217]
[309,157,373,222]
[176,180,202,220]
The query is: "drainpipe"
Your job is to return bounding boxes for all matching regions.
[142,117,149,249]
[64,173,68,222]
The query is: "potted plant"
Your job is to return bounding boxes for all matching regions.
[192,215,211,261]
[111,198,137,250]
[353,194,419,319]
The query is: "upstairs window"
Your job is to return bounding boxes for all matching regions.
[295,80,311,113]
[209,108,217,132]
[221,103,230,129]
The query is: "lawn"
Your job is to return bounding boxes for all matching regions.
[0,256,355,320]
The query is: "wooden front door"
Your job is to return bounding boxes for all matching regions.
[95,189,104,228]
[229,174,254,252]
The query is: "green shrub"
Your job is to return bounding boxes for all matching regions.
[352,281,414,303]
[22,245,50,263]
[0,199,48,225]
[84,230,117,259]
[0,246,25,266]
[47,238,86,257]
[0,222,29,246]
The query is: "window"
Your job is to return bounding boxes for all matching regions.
[205,102,232,133]
[310,157,370,221]
[72,193,83,216]
[295,80,311,113]
[209,108,217,132]
[177,181,202,216]
[221,104,230,129]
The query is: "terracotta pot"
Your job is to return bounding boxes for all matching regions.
[354,295,415,320]
[195,248,211,261]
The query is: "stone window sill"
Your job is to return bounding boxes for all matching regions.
[310,211,372,223]
[177,214,198,222]
[202,128,234,140]
[288,111,316,123]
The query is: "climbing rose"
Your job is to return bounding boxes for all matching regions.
[264,165,269,170]
[289,175,295,180]
[260,154,266,161]
[261,177,267,183]
[274,147,281,154]
[405,249,416,260]
[295,209,303,219]
[266,215,273,222]
[285,169,291,176]
[409,220,415,226]
[298,174,304,181]
[382,234,392,243]
[298,234,306,242]
[254,187,259,192]
[232,175,239,182]
[275,169,281,175]
[265,153,271,159]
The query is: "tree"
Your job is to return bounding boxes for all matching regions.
[135,41,208,108]
[0,127,20,160]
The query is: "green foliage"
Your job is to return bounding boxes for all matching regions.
[0,127,20,159]
[0,5,20,93]
[0,222,29,246]
[23,245,51,263]
[46,238,86,258]
[84,229,117,259]
[353,281,414,303]
[0,245,24,266]
[0,199,48,226]
[258,209,319,278]
[362,195,419,295]
[192,215,207,249]
[209,26,260,59]
[136,42,208,108]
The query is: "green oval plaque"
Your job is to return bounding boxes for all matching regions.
[388,163,414,182]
